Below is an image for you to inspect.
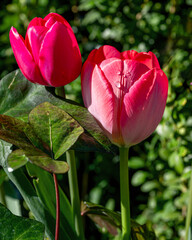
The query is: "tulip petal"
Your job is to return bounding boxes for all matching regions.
[81,62,115,141]
[99,58,149,144]
[87,45,121,64]
[25,26,48,65]
[121,50,138,59]
[9,27,46,85]
[44,13,72,30]
[148,51,161,68]
[26,17,46,30]
[99,58,149,98]
[134,51,160,69]
[39,22,81,87]
[122,51,160,69]
[120,69,168,146]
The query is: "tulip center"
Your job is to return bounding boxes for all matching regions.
[114,67,132,145]
[100,58,149,145]
[116,71,132,89]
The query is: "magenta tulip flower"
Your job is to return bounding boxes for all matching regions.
[10,13,82,87]
[81,45,168,147]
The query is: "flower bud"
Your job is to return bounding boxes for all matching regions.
[10,13,82,87]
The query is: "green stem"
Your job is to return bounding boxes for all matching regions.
[66,150,85,240]
[185,168,192,240]
[55,86,84,238]
[120,147,131,240]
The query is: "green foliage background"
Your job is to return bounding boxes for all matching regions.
[0,0,192,239]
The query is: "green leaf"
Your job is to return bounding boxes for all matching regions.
[168,152,184,174]
[28,102,84,159]
[0,70,115,153]
[0,140,12,168]
[53,99,116,153]
[131,221,156,240]
[26,163,77,240]
[7,149,28,171]
[131,171,149,186]
[141,181,159,192]
[81,201,121,236]
[7,148,69,174]
[0,70,56,122]
[0,115,69,173]
[0,203,45,240]
[81,202,157,239]
[0,114,31,149]
[128,157,145,169]
[3,167,55,240]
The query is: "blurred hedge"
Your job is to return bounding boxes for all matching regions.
[0,0,192,239]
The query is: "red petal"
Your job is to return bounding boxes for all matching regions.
[9,27,46,85]
[39,22,81,87]
[26,17,46,31]
[134,51,160,69]
[120,68,168,146]
[87,45,121,64]
[121,50,138,59]
[44,13,72,30]
[25,26,48,65]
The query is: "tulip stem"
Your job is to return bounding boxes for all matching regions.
[185,167,192,240]
[66,150,85,240]
[120,147,131,240]
[53,173,60,240]
[55,87,84,238]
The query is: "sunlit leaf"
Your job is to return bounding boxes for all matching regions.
[7,148,69,174]
[0,70,56,122]
[0,70,115,153]
[28,102,84,159]
[0,140,12,168]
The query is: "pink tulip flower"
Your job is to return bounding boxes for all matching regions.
[81,45,168,147]
[10,13,82,87]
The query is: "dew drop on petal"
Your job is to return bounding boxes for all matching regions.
[115,81,121,88]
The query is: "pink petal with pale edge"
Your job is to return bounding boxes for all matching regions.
[9,27,46,85]
[99,58,149,98]
[99,58,149,144]
[81,62,115,141]
[120,68,168,147]
[39,22,81,87]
